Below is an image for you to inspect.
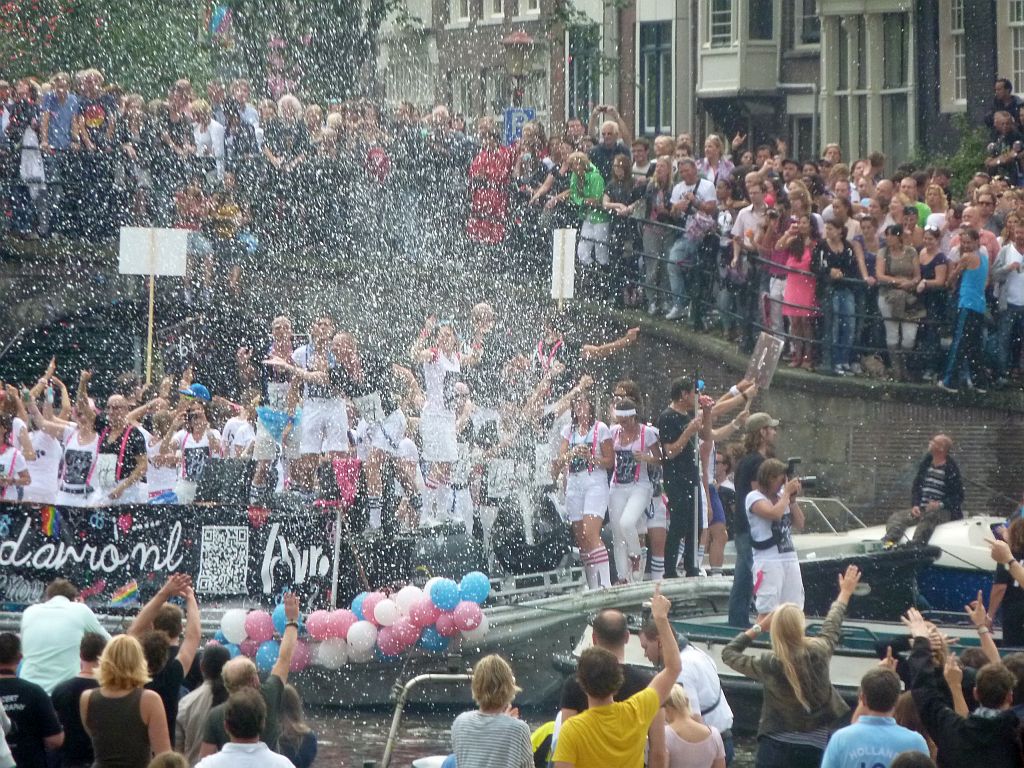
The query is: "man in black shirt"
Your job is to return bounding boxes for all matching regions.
[558,609,667,768]
[0,633,64,768]
[51,632,106,768]
[657,376,713,578]
[727,412,779,627]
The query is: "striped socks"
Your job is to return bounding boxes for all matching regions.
[650,556,665,582]
[583,547,611,590]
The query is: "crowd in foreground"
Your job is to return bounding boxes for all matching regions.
[6,71,1024,389]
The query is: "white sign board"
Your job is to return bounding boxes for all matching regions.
[551,228,577,300]
[118,227,189,276]
[744,331,786,392]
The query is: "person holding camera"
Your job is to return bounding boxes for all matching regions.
[985,111,1024,187]
[745,458,806,622]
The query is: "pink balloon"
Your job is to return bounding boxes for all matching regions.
[392,617,420,648]
[408,597,441,628]
[453,601,483,632]
[205,639,222,647]
[325,609,357,640]
[289,640,312,672]
[244,611,275,643]
[361,592,387,626]
[435,612,458,638]
[305,610,331,641]
[377,625,404,657]
[240,638,261,658]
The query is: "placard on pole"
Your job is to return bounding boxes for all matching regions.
[118,227,188,385]
[551,228,577,311]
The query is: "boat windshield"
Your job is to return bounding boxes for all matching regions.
[798,497,868,534]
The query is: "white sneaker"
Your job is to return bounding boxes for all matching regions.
[647,302,659,316]
[664,305,685,321]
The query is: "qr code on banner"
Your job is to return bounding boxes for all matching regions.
[196,526,249,594]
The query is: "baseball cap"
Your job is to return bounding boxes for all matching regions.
[178,383,212,402]
[745,412,779,432]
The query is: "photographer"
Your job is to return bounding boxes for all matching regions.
[985,112,1024,187]
[664,159,717,322]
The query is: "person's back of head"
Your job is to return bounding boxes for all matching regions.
[140,630,170,677]
[890,752,937,768]
[97,635,149,690]
[576,647,624,700]
[975,662,1017,709]
[152,605,183,640]
[45,578,79,601]
[147,753,189,768]
[1001,653,1024,708]
[224,688,266,742]
[591,609,628,651]
[859,667,901,713]
[0,633,21,667]
[80,632,107,664]
[470,654,521,712]
[221,656,259,694]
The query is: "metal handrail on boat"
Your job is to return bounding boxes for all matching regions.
[380,672,473,768]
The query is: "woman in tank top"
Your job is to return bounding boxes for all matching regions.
[80,635,170,768]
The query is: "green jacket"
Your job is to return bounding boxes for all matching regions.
[721,600,851,737]
[569,163,610,224]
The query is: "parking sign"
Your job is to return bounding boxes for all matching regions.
[503,107,536,144]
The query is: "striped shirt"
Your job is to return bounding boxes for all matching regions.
[451,710,533,768]
[920,464,947,505]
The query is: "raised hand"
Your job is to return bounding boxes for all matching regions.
[650,582,670,621]
[943,654,964,688]
[283,592,300,623]
[985,537,1014,565]
[879,645,898,672]
[901,607,930,639]
[965,590,988,629]
[837,564,862,598]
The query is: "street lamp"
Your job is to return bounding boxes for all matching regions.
[502,30,535,107]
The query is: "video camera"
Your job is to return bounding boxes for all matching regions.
[786,457,817,490]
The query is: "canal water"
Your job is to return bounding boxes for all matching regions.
[308,709,758,767]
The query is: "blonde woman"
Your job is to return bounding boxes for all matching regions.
[663,684,725,768]
[451,655,532,768]
[722,565,862,768]
[81,635,171,768]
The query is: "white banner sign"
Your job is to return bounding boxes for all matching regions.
[551,228,577,301]
[118,227,189,276]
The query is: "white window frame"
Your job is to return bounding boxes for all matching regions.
[708,0,733,48]
[1009,0,1024,95]
[793,0,820,49]
[490,0,503,18]
[938,0,966,112]
[453,0,470,22]
[637,20,674,136]
[525,0,540,12]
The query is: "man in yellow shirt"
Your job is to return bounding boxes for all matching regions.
[553,584,682,768]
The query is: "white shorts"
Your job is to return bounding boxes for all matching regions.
[640,493,668,532]
[299,398,350,455]
[420,411,458,463]
[173,479,197,505]
[565,473,609,522]
[253,418,301,461]
[753,559,804,614]
[368,409,408,456]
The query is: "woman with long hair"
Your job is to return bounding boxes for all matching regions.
[0,413,30,502]
[81,635,171,768]
[697,134,734,185]
[603,153,642,307]
[552,392,613,589]
[916,226,949,382]
[722,565,862,768]
[278,684,317,768]
[643,156,677,315]
[777,213,820,369]
[663,683,726,768]
[877,223,924,381]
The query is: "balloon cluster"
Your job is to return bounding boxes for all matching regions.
[301,571,492,668]
[212,602,312,674]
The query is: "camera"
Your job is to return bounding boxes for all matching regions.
[785,457,818,490]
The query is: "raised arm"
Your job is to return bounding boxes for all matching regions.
[647,584,682,703]
[270,592,300,683]
[176,587,202,673]
[965,589,1000,665]
[409,316,437,363]
[128,574,191,637]
[580,327,639,361]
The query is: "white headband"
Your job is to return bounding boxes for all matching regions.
[614,408,637,418]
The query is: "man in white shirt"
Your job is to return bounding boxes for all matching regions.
[994,219,1024,383]
[195,689,293,768]
[18,579,110,694]
[639,619,736,765]
[665,158,717,321]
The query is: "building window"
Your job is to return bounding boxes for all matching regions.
[795,0,820,46]
[1011,0,1024,92]
[950,0,966,102]
[748,0,773,41]
[490,0,502,17]
[638,21,672,136]
[709,0,732,47]
[526,0,540,12]
[567,25,600,124]
[453,0,470,21]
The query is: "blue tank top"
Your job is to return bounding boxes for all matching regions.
[959,252,988,313]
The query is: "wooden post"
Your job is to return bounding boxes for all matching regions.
[146,273,155,385]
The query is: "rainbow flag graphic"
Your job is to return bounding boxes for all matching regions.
[110,581,139,606]
[40,506,59,538]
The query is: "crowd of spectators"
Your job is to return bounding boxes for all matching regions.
[6,69,1024,391]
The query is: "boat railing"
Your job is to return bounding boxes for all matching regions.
[380,672,473,768]
[799,497,869,535]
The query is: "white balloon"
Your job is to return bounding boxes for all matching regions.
[220,609,248,644]
[460,613,490,645]
[374,598,400,627]
[348,643,374,663]
[347,620,378,654]
[394,585,423,615]
[315,639,349,670]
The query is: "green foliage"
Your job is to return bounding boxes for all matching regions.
[0,0,210,95]
[912,114,988,199]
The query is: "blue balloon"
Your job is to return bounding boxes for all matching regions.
[459,571,491,605]
[375,646,401,663]
[351,592,369,621]
[213,630,227,644]
[272,603,288,635]
[254,640,280,673]
[430,579,460,611]
[418,627,449,652]
[224,643,240,659]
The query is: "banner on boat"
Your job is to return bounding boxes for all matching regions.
[0,504,338,610]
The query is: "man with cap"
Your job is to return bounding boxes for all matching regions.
[727,412,779,627]
[639,618,736,765]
